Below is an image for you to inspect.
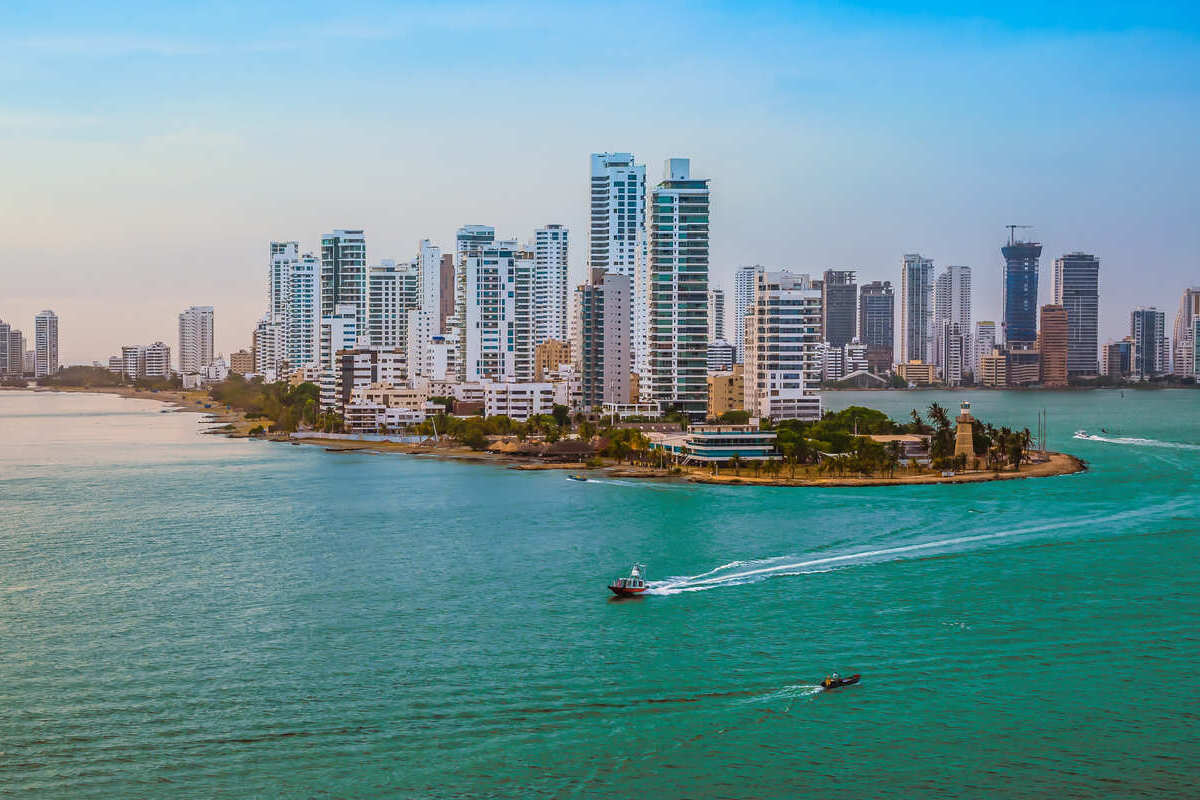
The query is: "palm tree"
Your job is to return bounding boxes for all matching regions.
[730,454,742,476]
[781,443,797,479]
[927,402,951,431]
[909,409,930,435]
[886,441,902,477]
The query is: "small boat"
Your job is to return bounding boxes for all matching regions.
[1074,429,1088,438]
[608,563,648,597]
[820,673,861,690]
[568,474,588,482]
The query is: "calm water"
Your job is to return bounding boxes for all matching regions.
[1,389,1197,798]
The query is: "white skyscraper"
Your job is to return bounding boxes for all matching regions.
[533,224,569,345]
[708,288,726,343]
[973,321,997,375]
[34,310,58,377]
[734,265,764,364]
[178,306,214,375]
[1171,286,1200,377]
[287,254,320,370]
[933,265,971,375]
[320,229,367,322]
[648,158,710,418]
[367,259,420,350]
[253,314,285,376]
[454,225,496,381]
[319,304,360,372]
[589,153,647,375]
[464,240,534,383]
[900,254,934,363]
[269,241,299,320]
[744,271,823,421]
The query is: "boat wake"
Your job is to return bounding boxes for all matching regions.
[646,503,1187,596]
[1072,432,1200,450]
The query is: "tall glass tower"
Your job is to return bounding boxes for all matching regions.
[1001,229,1042,346]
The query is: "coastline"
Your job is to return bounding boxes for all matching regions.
[2,385,256,435]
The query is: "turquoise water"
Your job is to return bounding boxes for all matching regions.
[1,389,1197,798]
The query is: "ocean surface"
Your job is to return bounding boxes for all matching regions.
[1,388,1197,798]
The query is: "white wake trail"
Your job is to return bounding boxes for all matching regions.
[647,501,1188,596]
[1073,433,1200,450]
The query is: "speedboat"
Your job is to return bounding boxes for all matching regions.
[820,673,861,690]
[608,563,648,597]
[568,474,588,482]
[1074,430,1088,438]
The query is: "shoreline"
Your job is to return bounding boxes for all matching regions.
[3,385,257,435]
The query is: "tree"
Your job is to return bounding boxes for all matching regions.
[552,404,571,428]
[730,454,742,476]
[908,409,931,435]
[886,441,902,477]
[717,410,750,425]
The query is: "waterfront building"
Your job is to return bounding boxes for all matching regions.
[708,288,726,343]
[482,381,561,422]
[979,348,1009,387]
[707,365,744,419]
[320,229,367,323]
[1130,306,1167,378]
[1171,286,1200,377]
[286,253,320,370]
[744,271,823,421]
[896,360,936,386]
[734,265,765,363]
[34,309,58,377]
[22,350,34,375]
[106,355,122,374]
[822,269,858,348]
[453,225,496,381]
[230,349,254,375]
[465,240,535,383]
[1038,305,1069,387]
[534,338,572,381]
[367,259,420,350]
[1001,232,1042,346]
[1007,346,1042,386]
[0,320,22,375]
[253,314,286,376]
[821,343,845,382]
[900,254,934,363]
[121,342,171,380]
[858,280,894,373]
[939,323,967,387]
[178,305,214,375]
[933,266,971,375]
[588,153,647,375]
[647,158,710,418]
[575,268,631,409]
[269,241,300,321]
[647,424,778,464]
[707,340,735,372]
[332,348,407,410]
[1101,338,1133,378]
[973,321,997,376]
[1053,252,1101,375]
[319,303,360,376]
[533,225,569,345]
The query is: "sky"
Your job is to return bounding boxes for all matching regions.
[2,0,1198,363]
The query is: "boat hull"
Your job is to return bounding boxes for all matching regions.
[608,585,648,597]
[821,673,861,689]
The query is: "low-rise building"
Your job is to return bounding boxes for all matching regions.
[1007,346,1041,386]
[482,382,560,421]
[647,424,778,463]
[979,348,1008,387]
[866,433,931,464]
[707,365,744,419]
[896,359,936,386]
[230,349,254,375]
[534,339,572,380]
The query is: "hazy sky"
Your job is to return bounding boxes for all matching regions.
[2,0,1198,363]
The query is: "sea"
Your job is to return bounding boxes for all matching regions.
[1,388,1197,798]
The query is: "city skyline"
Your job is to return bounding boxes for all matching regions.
[3,2,1197,363]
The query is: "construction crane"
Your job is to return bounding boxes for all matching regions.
[1006,224,1033,245]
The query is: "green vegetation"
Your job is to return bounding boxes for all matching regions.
[33,365,182,389]
[208,375,322,433]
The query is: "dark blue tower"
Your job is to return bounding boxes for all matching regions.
[1001,227,1042,345]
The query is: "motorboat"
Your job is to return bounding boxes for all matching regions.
[568,474,588,482]
[608,563,648,597]
[820,673,861,690]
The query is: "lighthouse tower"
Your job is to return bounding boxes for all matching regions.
[954,400,976,463]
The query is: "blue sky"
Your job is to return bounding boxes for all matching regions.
[2,1,1198,361]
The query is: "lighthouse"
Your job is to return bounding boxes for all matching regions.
[954,400,976,463]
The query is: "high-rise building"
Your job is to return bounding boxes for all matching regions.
[734,265,764,363]
[1001,231,1042,346]
[900,254,934,363]
[1038,305,1069,387]
[453,225,496,381]
[933,266,971,375]
[821,269,858,348]
[973,321,997,376]
[464,240,534,383]
[121,342,171,379]
[1171,286,1200,377]
[0,320,23,375]
[533,224,569,345]
[269,241,300,320]
[858,280,894,373]
[648,158,710,418]
[439,254,456,332]
[1101,339,1134,378]
[178,306,214,375]
[253,314,285,375]
[940,322,967,386]
[34,310,58,377]
[707,340,736,373]
[707,288,726,343]
[367,259,420,349]
[575,268,631,409]
[320,229,367,322]
[589,153,647,375]
[319,304,360,374]
[286,253,320,370]
[1130,306,1167,378]
[744,271,823,421]
[1053,252,1100,375]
